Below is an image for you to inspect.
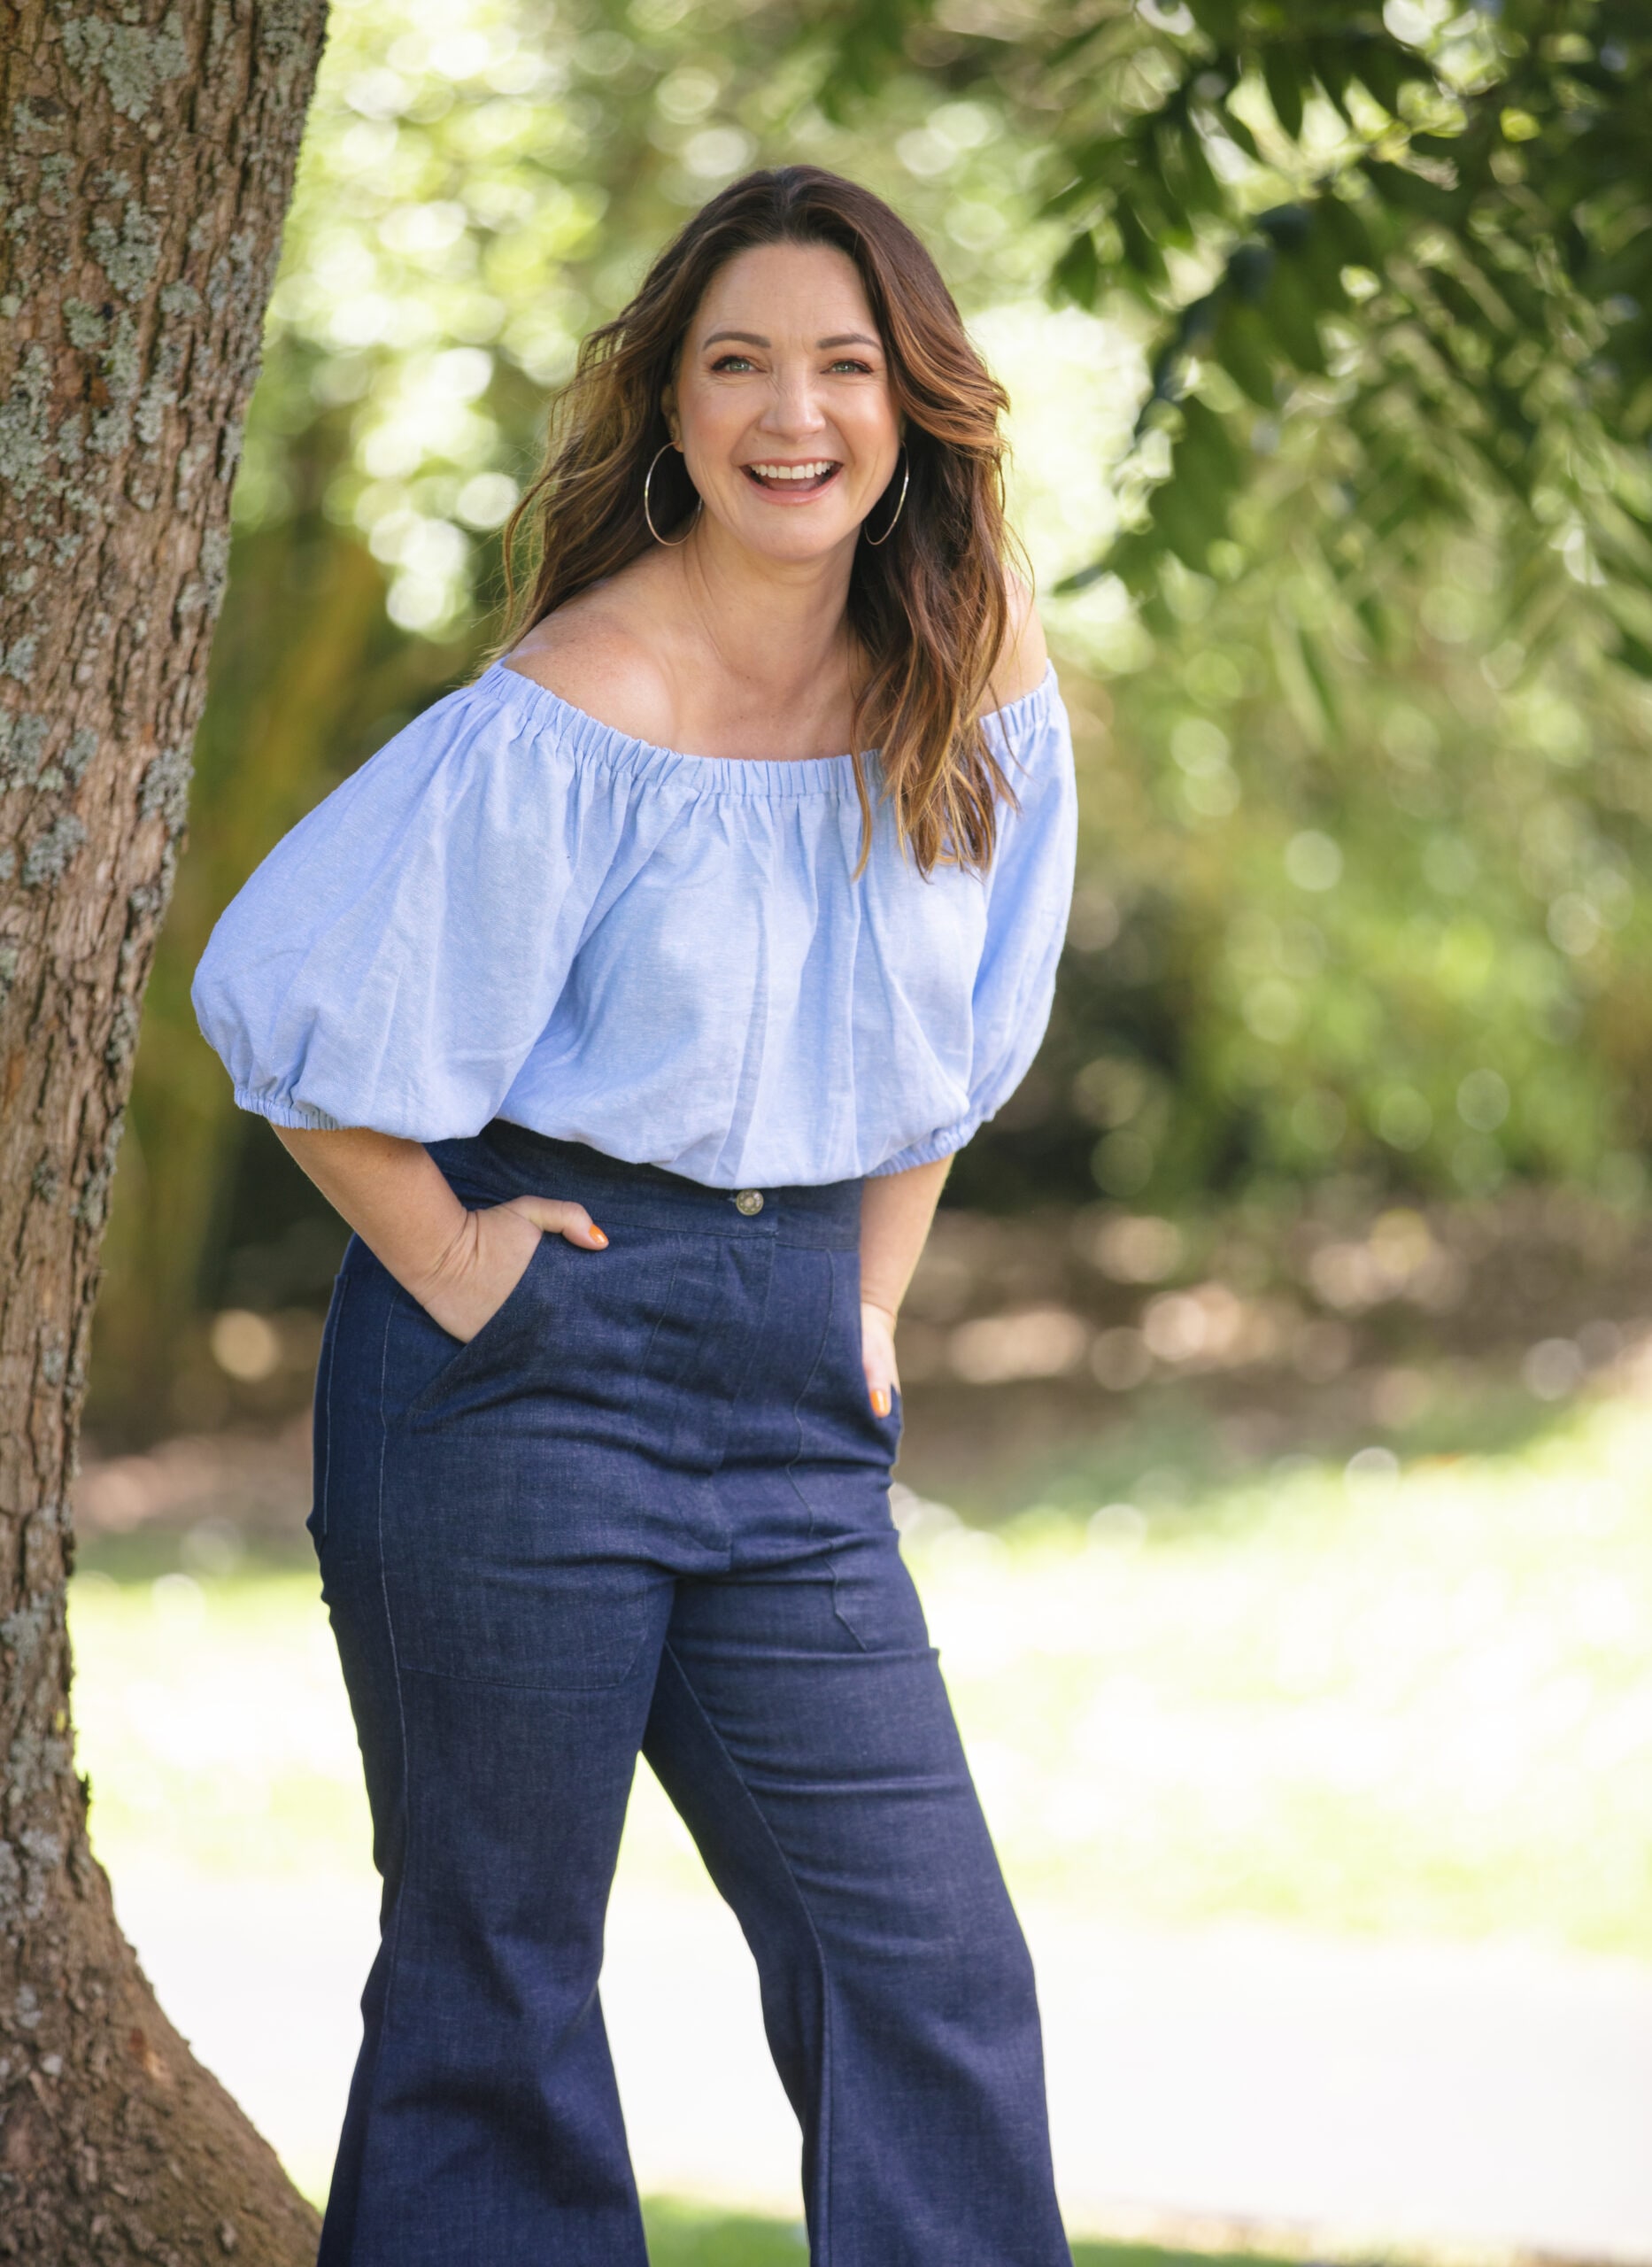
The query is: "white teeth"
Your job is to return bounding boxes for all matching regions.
[748,461,836,482]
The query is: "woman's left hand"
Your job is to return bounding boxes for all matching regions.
[861,1298,899,1419]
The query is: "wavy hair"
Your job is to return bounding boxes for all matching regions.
[492,166,1023,875]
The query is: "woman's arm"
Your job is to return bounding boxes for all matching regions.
[859,1156,951,1414]
[273,1125,608,1342]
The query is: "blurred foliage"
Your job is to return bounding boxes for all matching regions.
[952,510,1652,1216]
[827,0,1652,655]
[913,0,1652,1218]
[94,0,1652,1441]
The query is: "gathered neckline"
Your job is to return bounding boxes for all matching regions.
[478,654,1057,801]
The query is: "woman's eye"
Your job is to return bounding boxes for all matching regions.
[711,354,755,373]
[830,359,874,375]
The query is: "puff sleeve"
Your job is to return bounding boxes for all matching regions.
[190,680,631,1142]
[868,673,1078,1175]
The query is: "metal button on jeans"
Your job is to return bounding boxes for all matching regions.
[733,1189,765,1216]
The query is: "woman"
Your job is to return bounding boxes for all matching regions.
[194,165,1077,2266]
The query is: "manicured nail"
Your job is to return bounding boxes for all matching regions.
[589,1225,608,1248]
[871,1387,891,1417]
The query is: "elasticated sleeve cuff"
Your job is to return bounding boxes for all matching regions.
[866,1115,983,1177]
[232,1086,346,1133]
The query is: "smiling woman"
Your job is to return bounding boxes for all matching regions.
[495,166,1033,872]
[189,163,1076,2267]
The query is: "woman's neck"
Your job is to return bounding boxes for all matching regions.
[664,516,861,722]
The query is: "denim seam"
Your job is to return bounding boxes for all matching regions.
[659,1637,837,2261]
[633,1245,682,1424]
[782,1257,836,1559]
[316,1270,350,1539]
[778,1259,876,1653]
[326,1293,413,2240]
[374,1294,413,2041]
[396,1651,652,1703]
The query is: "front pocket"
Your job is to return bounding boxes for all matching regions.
[392,1546,659,1694]
[400,1231,557,1425]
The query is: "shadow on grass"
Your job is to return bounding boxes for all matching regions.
[641,2200,1314,2267]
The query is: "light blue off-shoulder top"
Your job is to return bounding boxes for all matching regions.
[190,655,1077,1189]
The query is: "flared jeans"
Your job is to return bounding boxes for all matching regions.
[308,1121,1070,2265]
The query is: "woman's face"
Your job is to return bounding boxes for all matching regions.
[663,240,904,566]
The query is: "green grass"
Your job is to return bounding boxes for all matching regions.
[640,2201,1318,2267]
[68,1389,1652,1953]
[642,2201,808,2264]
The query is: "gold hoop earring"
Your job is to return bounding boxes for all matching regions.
[644,442,701,547]
[862,448,908,548]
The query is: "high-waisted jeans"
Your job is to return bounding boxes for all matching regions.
[307,1121,1070,2266]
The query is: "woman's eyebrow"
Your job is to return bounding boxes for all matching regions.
[701,329,883,351]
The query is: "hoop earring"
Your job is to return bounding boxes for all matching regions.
[644,442,701,547]
[862,448,908,548]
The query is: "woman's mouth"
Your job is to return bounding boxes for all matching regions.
[741,460,842,499]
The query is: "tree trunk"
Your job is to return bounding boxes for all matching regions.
[1,3,329,2258]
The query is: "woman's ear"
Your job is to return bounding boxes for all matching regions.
[659,382,681,448]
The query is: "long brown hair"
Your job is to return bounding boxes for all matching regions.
[493,166,1023,875]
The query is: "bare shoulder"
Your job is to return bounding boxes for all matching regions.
[501,586,679,747]
[986,571,1049,711]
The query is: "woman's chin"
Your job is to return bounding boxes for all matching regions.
[711,505,863,568]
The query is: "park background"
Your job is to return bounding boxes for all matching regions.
[67,0,1652,2257]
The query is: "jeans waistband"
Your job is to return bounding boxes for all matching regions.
[425,1122,865,1251]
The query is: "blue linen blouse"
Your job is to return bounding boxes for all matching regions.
[191,654,1077,1189]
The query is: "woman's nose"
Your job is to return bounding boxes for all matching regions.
[760,368,828,436]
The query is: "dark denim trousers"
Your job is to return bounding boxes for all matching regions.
[307,1121,1070,2266]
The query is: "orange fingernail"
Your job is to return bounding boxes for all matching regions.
[871,1387,891,1416]
[590,1225,608,1247]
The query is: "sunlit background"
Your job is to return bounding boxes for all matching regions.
[75,0,1652,2259]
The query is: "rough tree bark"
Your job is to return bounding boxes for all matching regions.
[1,4,329,2258]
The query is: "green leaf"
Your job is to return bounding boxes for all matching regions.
[1429,267,1503,338]
[1045,18,1114,70]
[1262,47,1305,141]
[1218,104,1262,163]
[1052,229,1101,311]
[1306,36,1355,125]
[1163,118,1225,220]
[1316,190,1383,272]
[1299,210,1355,308]
[1351,40,1409,116]
[1362,158,1464,227]
[1152,476,1222,573]
[1185,0,1243,41]
[1227,242,1275,305]
[1216,305,1280,407]
[1409,130,1469,165]
[1262,262,1329,375]
[1298,628,1344,728]
[1355,592,1396,654]
[1593,231,1652,296]
[1256,203,1311,254]
[1177,394,1247,487]
[1115,198,1170,288]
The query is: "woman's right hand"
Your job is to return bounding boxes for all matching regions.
[412,1195,608,1342]
[268,1126,610,1342]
